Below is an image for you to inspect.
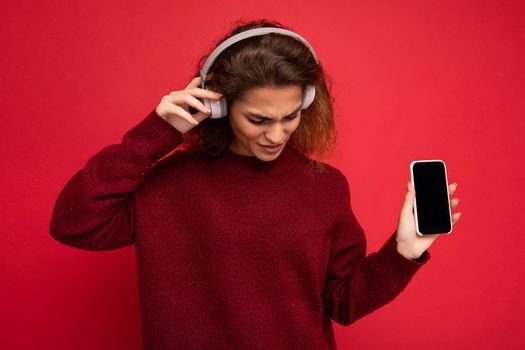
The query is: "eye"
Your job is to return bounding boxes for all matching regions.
[249,119,266,125]
[249,114,298,125]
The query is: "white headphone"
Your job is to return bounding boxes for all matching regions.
[199,27,318,119]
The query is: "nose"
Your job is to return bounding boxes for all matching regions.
[264,123,287,144]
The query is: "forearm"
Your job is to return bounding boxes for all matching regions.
[324,230,430,326]
[49,109,183,250]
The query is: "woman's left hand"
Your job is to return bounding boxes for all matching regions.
[396,181,462,260]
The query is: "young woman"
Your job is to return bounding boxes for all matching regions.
[50,19,461,350]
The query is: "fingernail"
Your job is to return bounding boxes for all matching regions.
[192,119,199,125]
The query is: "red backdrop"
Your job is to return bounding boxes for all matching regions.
[2,0,523,349]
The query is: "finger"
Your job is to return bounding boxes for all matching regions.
[450,197,459,209]
[449,182,457,195]
[402,181,416,216]
[171,88,222,101]
[185,76,203,90]
[172,93,211,115]
[186,87,223,100]
[163,104,199,125]
[408,180,415,193]
[452,212,462,224]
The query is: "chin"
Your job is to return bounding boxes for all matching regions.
[256,154,279,162]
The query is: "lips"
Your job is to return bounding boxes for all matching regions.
[258,143,284,152]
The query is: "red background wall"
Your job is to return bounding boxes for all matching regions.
[2,0,523,349]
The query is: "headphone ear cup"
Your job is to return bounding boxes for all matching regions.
[203,97,228,119]
[301,85,316,110]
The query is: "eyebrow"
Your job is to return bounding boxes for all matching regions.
[244,104,302,120]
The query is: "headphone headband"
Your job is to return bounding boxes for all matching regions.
[200,27,318,88]
[198,27,319,119]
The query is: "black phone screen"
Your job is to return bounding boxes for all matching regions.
[412,161,452,234]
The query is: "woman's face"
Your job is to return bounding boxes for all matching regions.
[228,85,303,161]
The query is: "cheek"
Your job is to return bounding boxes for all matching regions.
[231,117,251,134]
[235,120,261,139]
[289,117,302,132]
[245,127,263,141]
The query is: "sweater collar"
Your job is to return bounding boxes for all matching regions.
[221,142,302,171]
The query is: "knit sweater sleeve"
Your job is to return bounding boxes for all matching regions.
[322,171,431,326]
[49,109,184,251]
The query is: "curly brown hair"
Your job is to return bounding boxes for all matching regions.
[181,18,337,172]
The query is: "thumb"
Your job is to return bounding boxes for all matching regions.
[402,181,415,214]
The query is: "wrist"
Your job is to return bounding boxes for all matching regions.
[396,242,420,261]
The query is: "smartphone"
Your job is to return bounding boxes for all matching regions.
[410,160,452,235]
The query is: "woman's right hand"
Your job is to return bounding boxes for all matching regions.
[155,76,223,134]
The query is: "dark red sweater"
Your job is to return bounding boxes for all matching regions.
[50,109,430,349]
